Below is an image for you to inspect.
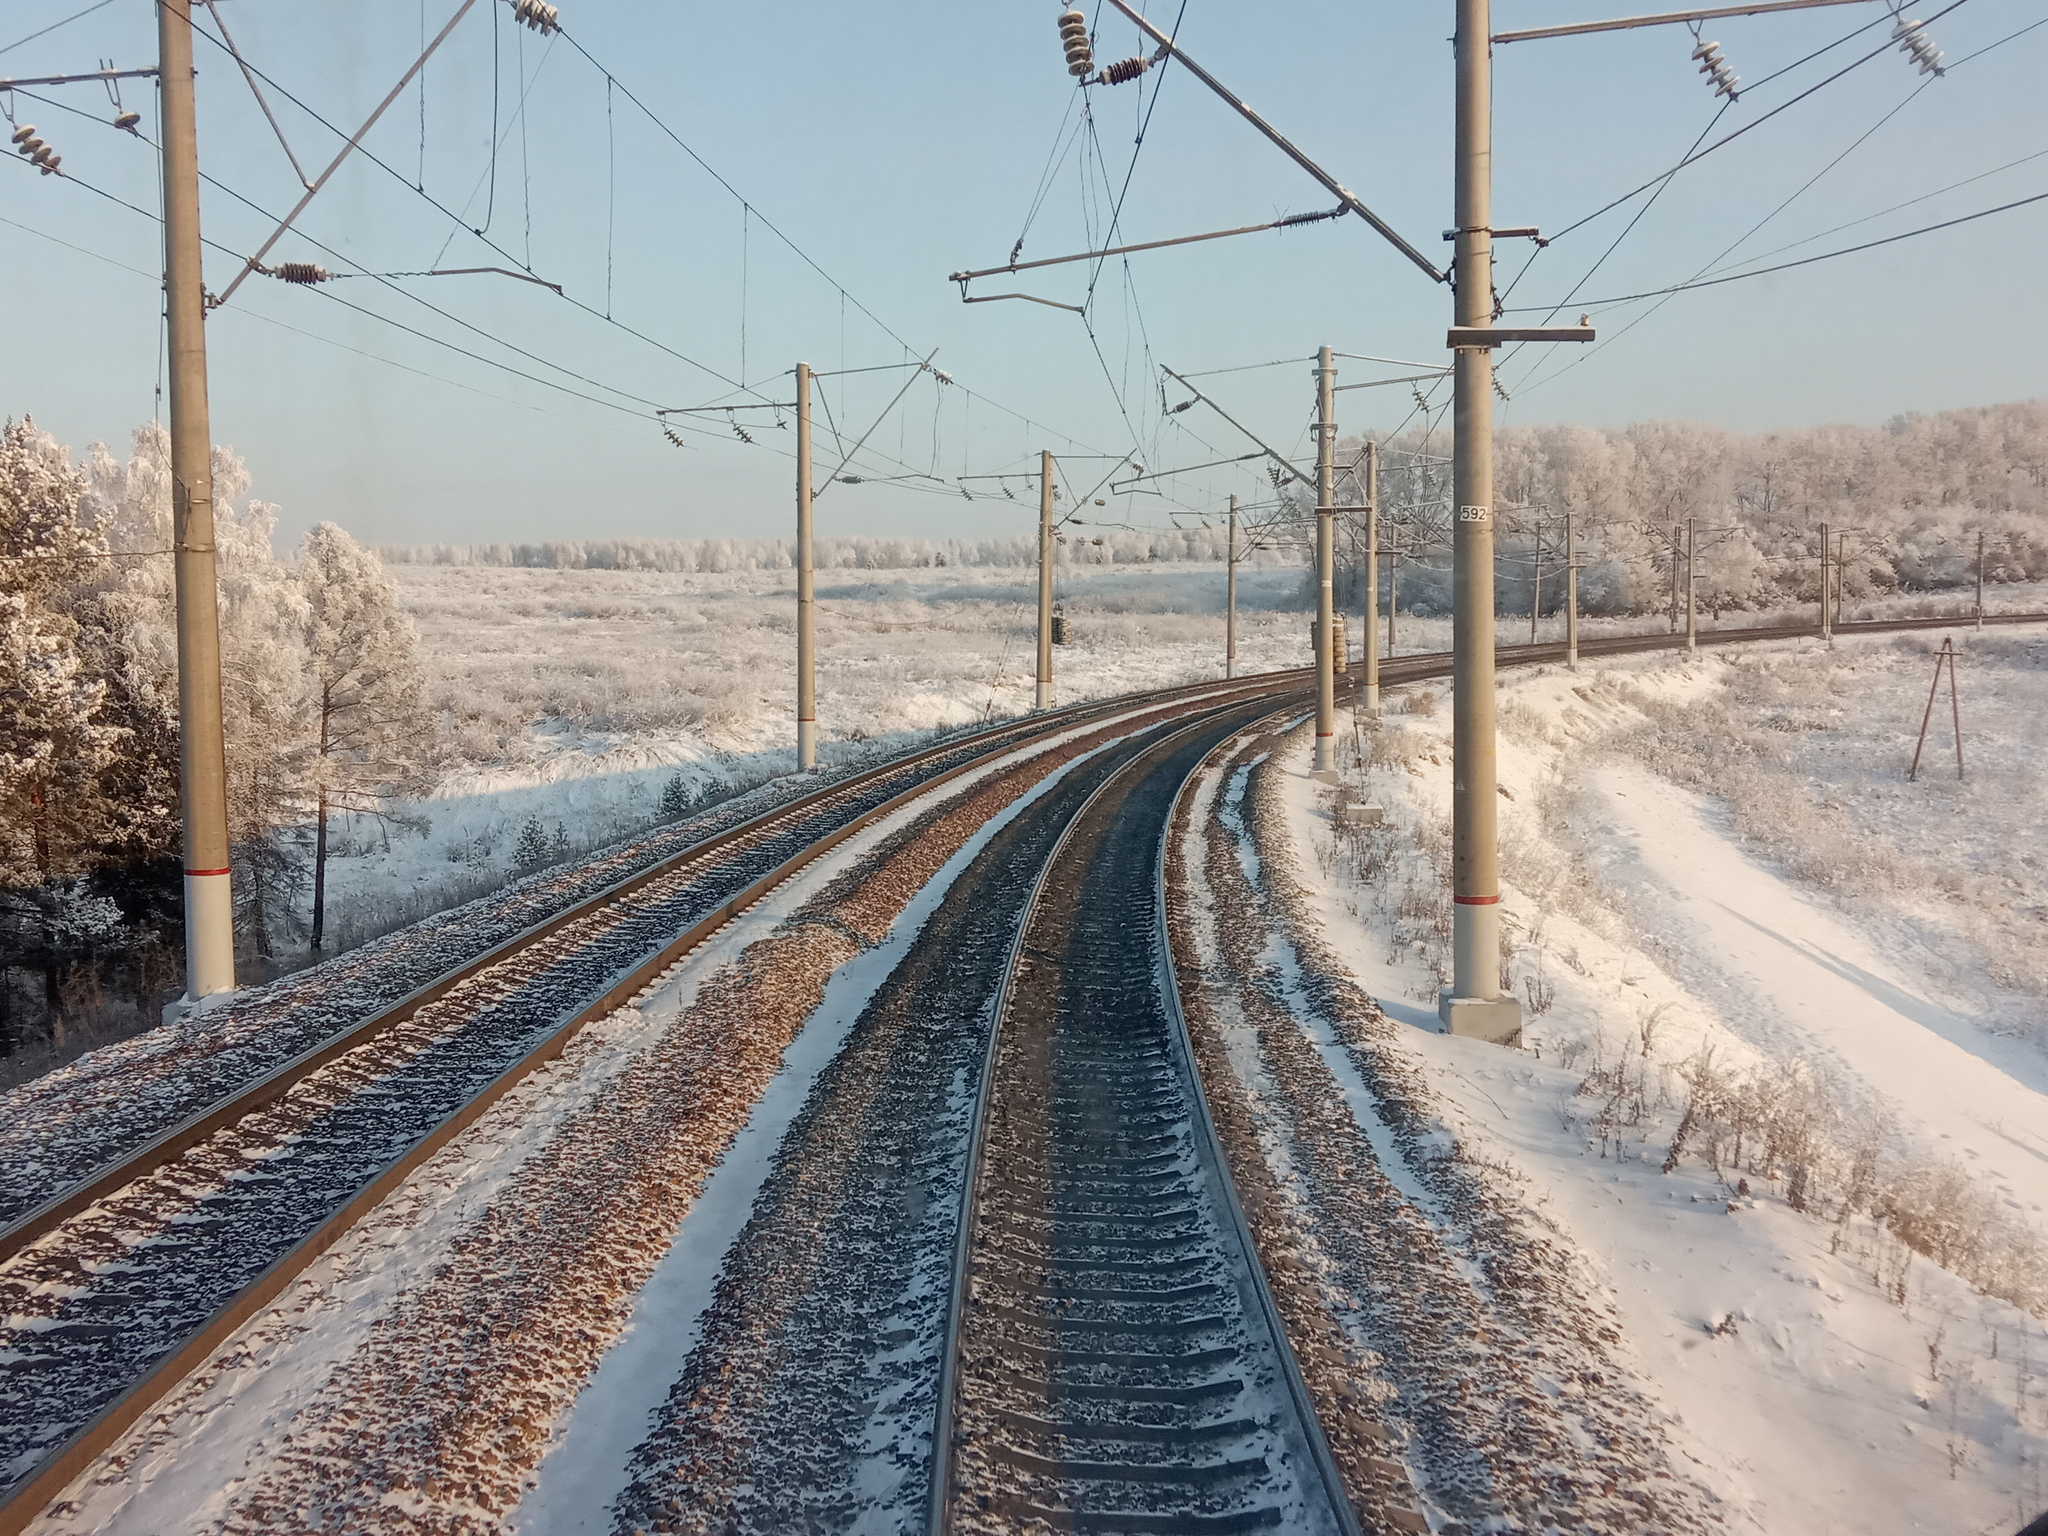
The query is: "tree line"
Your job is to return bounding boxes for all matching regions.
[1350,400,2048,616]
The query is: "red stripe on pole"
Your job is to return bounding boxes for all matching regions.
[1453,893,1500,905]
[184,867,231,878]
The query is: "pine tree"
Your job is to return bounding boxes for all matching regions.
[513,818,549,873]
[660,772,689,819]
[298,522,426,950]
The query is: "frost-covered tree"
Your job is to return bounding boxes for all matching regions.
[87,423,312,957]
[0,420,126,886]
[298,522,425,950]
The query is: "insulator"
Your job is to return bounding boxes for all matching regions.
[30,145,54,166]
[1893,17,1944,74]
[9,124,34,145]
[662,424,689,450]
[729,419,754,445]
[114,110,140,131]
[1691,39,1739,99]
[17,136,45,157]
[38,154,60,175]
[1102,55,1150,85]
[838,474,863,484]
[1058,9,1094,77]
[513,0,559,33]
[273,261,329,284]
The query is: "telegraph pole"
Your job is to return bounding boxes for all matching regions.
[1313,344,1338,775]
[1685,515,1698,653]
[1564,508,1579,670]
[1443,0,1519,1044]
[161,0,234,1003]
[1037,449,1055,709]
[1226,493,1239,680]
[1362,442,1380,715]
[795,362,818,769]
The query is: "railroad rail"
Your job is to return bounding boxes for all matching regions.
[0,607,2034,1533]
[932,695,1361,1534]
[0,668,1309,1533]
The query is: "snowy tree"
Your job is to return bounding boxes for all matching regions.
[298,522,426,950]
[87,423,312,957]
[0,420,125,886]
[513,818,550,872]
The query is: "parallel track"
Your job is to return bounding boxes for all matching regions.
[0,607,2034,1532]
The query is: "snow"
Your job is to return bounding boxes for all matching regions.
[1274,629,2048,1535]
[23,704,1147,1536]
[506,730,1113,1533]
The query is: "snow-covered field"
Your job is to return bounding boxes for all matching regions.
[1293,625,2048,1534]
[314,560,1314,948]
[331,558,2043,956]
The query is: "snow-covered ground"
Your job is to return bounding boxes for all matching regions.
[1286,624,2048,1534]
[332,559,2044,956]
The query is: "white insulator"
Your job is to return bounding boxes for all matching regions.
[1058,9,1094,77]
[114,109,140,131]
[38,153,59,175]
[10,123,36,145]
[18,136,45,156]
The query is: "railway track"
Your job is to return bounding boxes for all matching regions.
[0,607,2033,1533]
[932,699,1361,1535]
[0,670,1306,1533]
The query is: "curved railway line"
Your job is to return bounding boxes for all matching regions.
[0,610,2036,1534]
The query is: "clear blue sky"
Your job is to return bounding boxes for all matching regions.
[3,0,2042,547]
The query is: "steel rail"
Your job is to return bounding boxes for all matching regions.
[0,668,1315,1536]
[5,606,2038,1531]
[930,691,1358,1535]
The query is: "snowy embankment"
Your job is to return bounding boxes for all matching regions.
[1284,626,2048,1534]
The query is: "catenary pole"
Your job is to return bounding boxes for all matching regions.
[1685,515,1698,652]
[1226,494,1239,680]
[1443,0,1520,1043]
[1564,508,1579,670]
[1529,516,1543,644]
[1362,443,1380,714]
[1668,523,1681,632]
[1975,529,1985,630]
[1819,519,1831,643]
[1314,345,1338,773]
[1387,541,1399,655]
[795,362,818,769]
[1835,531,1847,632]
[1037,449,1055,708]
[160,0,235,1003]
